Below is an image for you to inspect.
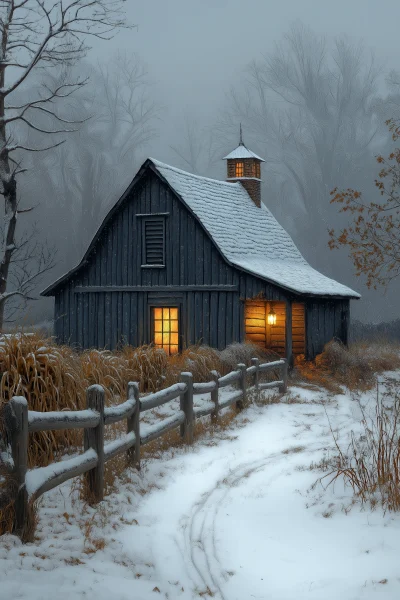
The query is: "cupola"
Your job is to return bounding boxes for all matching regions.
[223,125,265,207]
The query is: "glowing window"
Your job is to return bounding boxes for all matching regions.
[235,161,244,177]
[153,307,179,355]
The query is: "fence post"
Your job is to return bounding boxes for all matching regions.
[237,364,247,410]
[180,372,194,444]
[6,397,29,538]
[84,385,105,503]
[279,359,288,394]
[210,370,219,423]
[127,382,140,471]
[251,358,260,392]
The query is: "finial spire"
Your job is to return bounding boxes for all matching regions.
[239,123,244,146]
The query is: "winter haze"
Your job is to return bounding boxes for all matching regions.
[15,0,400,326]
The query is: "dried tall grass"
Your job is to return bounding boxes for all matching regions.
[0,334,87,467]
[295,339,400,391]
[0,336,267,468]
[0,336,284,535]
[321,381,400,512]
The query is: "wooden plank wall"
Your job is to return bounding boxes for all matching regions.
[244,301,266,347]
[270,302,286,355]
[244,300,286,356]
[305,299,350,359]
[292,302,305,356]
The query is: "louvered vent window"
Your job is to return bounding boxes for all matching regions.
[143,217,165,266]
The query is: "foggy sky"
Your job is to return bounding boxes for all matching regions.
[78,1,400,325]
[92,0,400,160]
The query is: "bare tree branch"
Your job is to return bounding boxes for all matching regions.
[0,0,133,329]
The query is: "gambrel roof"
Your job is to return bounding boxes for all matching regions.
[42,158,360,298]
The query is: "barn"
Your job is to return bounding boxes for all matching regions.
[42,136,360,365]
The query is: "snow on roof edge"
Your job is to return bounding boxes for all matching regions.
[149,158,243,188]
[42,157,360,300]
[222,144,265,161]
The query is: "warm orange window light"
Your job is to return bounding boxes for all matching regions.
[153,307,179,355]
[235,161,244,177]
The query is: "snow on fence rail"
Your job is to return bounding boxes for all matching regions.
[3,357,287,540]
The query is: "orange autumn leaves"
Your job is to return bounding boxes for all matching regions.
[329,119,400,290]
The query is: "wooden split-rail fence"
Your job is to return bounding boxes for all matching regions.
[4,357,287,539]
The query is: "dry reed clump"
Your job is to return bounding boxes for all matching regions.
[120,345,171,392]
[295,339,400,391]
[219,342,279,372]
[81,345,171,396]
[167,345,224,384]
[0,333,87,468]
[320,382,400,512]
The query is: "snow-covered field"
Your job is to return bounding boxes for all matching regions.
[1,379,400,600]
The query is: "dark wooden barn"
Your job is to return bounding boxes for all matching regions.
[42,137,360,365]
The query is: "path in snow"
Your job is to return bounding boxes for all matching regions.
[2,381,400,599]
[118,384,400,600]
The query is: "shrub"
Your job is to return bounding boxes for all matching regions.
[168,345,223,383]
[321,381,400,512]
[219,342,279,372]
[295,339,400,391]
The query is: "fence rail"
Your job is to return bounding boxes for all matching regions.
[4,357,287,540]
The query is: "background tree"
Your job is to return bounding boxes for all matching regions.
[218,22,384,273]
[170,114,219,177]
[32,52,161,268]
[329,119,400,290]
[0,0,131,329]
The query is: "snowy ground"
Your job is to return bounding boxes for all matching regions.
[2,378,400,600]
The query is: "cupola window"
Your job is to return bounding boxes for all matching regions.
[235,161,244,177]
[252,162,261,178]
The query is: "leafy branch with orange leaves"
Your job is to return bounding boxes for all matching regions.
[329,119,400,290]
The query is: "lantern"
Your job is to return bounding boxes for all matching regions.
[267,306,276,326]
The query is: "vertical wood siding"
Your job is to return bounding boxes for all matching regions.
[53,169,352,358]
[305,299,350,360]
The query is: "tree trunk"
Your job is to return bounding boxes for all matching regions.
[0,168,17,330]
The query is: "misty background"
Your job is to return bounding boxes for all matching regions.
[13,0,400,328]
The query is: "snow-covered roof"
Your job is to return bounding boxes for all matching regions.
[151,159,359,298]
[42,157,360,299]
[222,144,265,162]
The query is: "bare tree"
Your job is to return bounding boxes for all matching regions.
[219,23,384,268]
[0,223,56,322]
[33,52,161,264]
[0,1,131,329]
[170,114,219,176]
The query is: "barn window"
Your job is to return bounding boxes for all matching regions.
[235,161,244,177]
[153,307,179,355]
[142,217,165,266]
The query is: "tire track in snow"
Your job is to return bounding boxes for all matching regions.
[177,441,328,599]
[178,452,287,599]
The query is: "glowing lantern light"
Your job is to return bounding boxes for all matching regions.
[267,306,276,326]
